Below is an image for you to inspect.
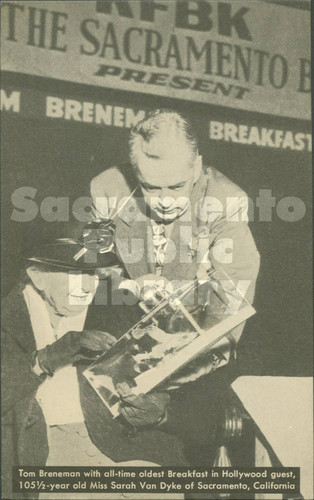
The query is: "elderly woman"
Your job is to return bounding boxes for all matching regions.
[1,221,184,500]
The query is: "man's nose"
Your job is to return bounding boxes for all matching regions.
[159,191,175,207]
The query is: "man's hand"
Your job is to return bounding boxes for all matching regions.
[36,330,116,375]
[117,383,170,429]
[165,351,222,390]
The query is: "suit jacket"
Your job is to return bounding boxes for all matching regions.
[91,164,260,346]
[1,285,190,500]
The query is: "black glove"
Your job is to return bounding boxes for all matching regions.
[36,330,116,375]
[117,383,170,429]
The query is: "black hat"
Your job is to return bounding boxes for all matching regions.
[23,219,121,271]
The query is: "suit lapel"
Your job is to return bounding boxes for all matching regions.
[114,192,156,278]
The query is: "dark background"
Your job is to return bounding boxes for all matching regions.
[1,71,312,378]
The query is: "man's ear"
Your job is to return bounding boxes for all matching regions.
[26,266,47,291]
[193,155,203,184]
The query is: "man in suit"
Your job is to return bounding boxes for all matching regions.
[90,109,260,381]
[1,221,186,500]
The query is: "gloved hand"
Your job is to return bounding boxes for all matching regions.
[117,383,170,429]
[37,330,116,375]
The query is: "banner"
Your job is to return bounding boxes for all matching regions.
[1,87,311,152]
[0,1,311,119]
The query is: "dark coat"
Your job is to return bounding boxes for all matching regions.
[2,285,223,499]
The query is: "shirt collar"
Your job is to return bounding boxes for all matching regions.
[23,284,87,350]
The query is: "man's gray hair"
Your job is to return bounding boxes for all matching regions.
[129,109,198,167]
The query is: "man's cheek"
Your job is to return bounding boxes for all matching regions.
[146,195,159,205]
[145,197,160,211]
[63,293,73,307]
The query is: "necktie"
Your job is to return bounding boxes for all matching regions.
[151,222,168,273]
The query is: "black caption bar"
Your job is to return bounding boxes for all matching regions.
[13,466,300,495]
